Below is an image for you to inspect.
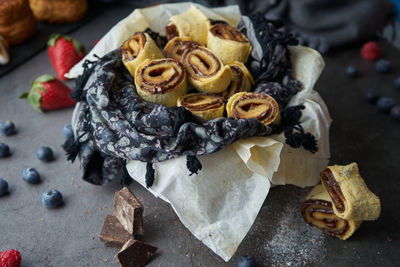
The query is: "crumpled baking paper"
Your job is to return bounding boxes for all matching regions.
[68,3,331,262]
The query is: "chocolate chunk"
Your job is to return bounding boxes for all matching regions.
[113,187,144,236]
[115,239,157,267]
[99,215,132,248]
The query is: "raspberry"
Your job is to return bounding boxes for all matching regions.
[0,249,21,267]
[361,41,381,61]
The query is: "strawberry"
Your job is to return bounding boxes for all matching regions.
[48,33,85,80]
[20,74,76,112]
[0,249,21,267]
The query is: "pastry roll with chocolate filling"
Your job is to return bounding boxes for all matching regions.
[165,6,211,45]
[320,162,381,221]
[220,62,254,99]
[122,32,163,78]
[207,23,252,64]
[163,37,203,62]
[134,58,187,107]
[301,184,361,240]
[226,92,280,125]
[177,93,225,120]
[0,35,9,65]
[182,47,231,93]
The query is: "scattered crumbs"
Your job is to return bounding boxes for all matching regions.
[184,249,189,257]
[175,219,179,225]
[71,182,75,186]
[91,236,95,240]
[103,258,108,262]
[191,253,196,257]
[185,230,191,236]
[40,218,44,222]
[303,260,307,265]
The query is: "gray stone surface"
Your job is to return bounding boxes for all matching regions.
[1,4,399,267]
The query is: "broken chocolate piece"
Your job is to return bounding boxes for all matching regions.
[99,215,132,248]
[115,239,157,267]
[113,187,144,236]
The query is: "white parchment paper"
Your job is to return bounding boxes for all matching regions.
[69,3,331,262]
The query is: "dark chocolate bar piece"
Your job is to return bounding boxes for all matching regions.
[113,187,144,236]
[99,215,132,248]
[115,239,157,267]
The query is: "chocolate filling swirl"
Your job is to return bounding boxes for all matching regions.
[180,94,224,111]
[121,32,146,61]
[164,38,203,62]
[182,47,221,80]
[320,168,346,213]
[165,24,179,41]
[210,23,248,42]
[229,66,246,95]
[136,58,185,95]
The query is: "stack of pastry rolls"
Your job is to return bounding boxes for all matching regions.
[121,6,280,124]
[301,162,381,240]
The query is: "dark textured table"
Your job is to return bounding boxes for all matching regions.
[1,4,399,267]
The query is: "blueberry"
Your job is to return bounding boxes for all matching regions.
[394,77,400,90]
[41,189,63,208]
[376,97,395,113]
[62,123,74,139]
[376,59,391,73]
[237,256,255,267]
[0,143,10,158]
[346,65,358,78]
[22,168,41,184]
[36,146,54,162]
[390,106,400,122]
[0,178,8,197]
[0,120,16,136]
[364,90,379,104]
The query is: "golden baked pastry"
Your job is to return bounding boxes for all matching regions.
[122,32,164,78]
[177,93,225,120]
[165,6,211,45]
[29,0,87,23]
[207,23,252,64]
[182,46,231,93]
[226,92,280,125]
[0,35,9,65]
[134,58,188,107]
[320,162,381,221]
[301,184,361,240]
[220,62,254,100]
[163,37,203,62]
[0,0,36,45]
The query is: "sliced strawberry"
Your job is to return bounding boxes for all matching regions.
[48,34,85,80]
[0,249,21,267]
[20,74,76,112]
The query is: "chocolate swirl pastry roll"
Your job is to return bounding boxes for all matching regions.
[207,23,252,64]
[301,184,361,240]
[226,92,280,125]
[0,35,9,65]
[221,62,255,99]
[177,93,225,121]
[165,6,210,45]
[163,37,203,62]
[182,47,231,93]
[320,162,381,221]
[134,58,188,107]
[122,32,163,78]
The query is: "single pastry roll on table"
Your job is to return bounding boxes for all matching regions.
[207,23,252,64]
[226,92,280,125]
[320,162,381,221]
[221,62,254,99]
[182,46,231,93]
[177,93,225,120]
[163,37,203,62]
[301,184,361,240]
[122,32,163,78]
[0,35,9,65]
[134,58,188,107]
[29,0,87,23]
[165,6,211,45]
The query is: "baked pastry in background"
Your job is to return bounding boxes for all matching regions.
[182,46,231,94]
[165,6,211,45]
[226,92,280,126]
[134,58,188,107]
[320,162,381,221]
[0,0,36,44]
[207,23,252,64]
[177,93,225,120]
[163,37,203,62]
[29,0,87,23]
[301,184,361,240]
[122,32,164,78]
[0,35,9,65]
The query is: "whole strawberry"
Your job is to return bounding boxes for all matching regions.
[48,34,85,80]
[20,74,76,112]
[0,249,21,267]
